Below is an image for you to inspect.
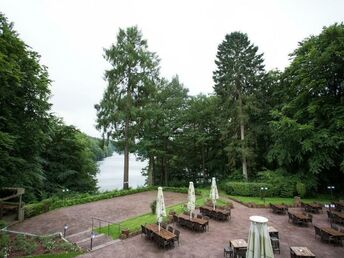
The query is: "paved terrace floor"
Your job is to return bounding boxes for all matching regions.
[10,191,187,235]
[10,191,344,257]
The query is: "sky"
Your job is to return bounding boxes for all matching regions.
[1,0,344,137]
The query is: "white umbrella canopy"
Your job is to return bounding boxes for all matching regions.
[246,216,274,258]
[156,187,166,231]
[210,177,219,210]
[187,182,196,219]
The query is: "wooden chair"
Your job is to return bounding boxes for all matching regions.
[314,225,322,239]
[224,245,233,258]
[173,229,180,246]
[161,222,167,229]
[167,225,174,233]
[141,225,147,238]
[270,236,280,254]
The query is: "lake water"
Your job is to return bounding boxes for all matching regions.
[96,153,147,191]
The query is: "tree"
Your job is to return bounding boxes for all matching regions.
[0,13,51,199]
[95,26,159,189]
[137,76,188,186]
[268,23,344,189]
[213,32,265,180]
[42,118,98,194]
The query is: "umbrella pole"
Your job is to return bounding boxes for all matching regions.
[158,222,160,232]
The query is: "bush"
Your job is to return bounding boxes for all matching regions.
[24,186,196,218]
[222,182,273,197]
[150,200,156,214]
[296,182,306,197]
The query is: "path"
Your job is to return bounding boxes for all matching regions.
[10,191,187,235]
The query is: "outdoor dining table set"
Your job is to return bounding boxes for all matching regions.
[175,213,208,232]
[314,224,344,245]
[224,239,247,258]
[334,201,344,212]
[270,203,287,214]
[301,202,323,213]
[199,205,231,221]
[288,211,312,226]
[327,210,344,225]
[141,223,178,249]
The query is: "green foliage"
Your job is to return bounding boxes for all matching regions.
[296,182,306,197]
[222,181,272,197]
[0,13,51,199]
[213,31,266,180]
[96,26,160,189]
[150,200,156,214]
[268,23,344,191]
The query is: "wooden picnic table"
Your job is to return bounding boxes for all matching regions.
[332,211,344,220]
[145,224,176,241]
[333,201,344,212]
[288,211,312,226]
[319,227,344,238]
[302,202,322,213]
[230,239,247,257]
[270,203,287,214]
[199,206,231,221]
[290,246,315,257]
[178,214,208,225]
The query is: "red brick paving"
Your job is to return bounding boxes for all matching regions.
[10,191,186,235]
[10,192,344,257]
[78,198,344,258]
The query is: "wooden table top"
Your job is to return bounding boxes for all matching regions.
[306,203,322,209]
[178,214,208,225]
[271,204,286,209]
[290,247,315,257]
[200,206,230,215]
[332,211,344,219]
[268,226,278,233]
[320,227,344,237]
[230,239,247,248]
[289,211,310,220]
[145,224,176,240]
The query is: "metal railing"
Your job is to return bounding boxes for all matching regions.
[91,217,119,237]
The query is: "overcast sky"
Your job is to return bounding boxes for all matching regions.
[2,0,344,137]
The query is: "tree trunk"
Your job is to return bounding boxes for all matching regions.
[164,138,168,186]
[147,156,153,186]
[239,95,248,180]
[123,117,129,189]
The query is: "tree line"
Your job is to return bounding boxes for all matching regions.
[0,14,114,201]
[96,24,344,194]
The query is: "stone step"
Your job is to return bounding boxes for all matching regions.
[77,233,113,251]
[90,239,120,252]
[66,229,92,243]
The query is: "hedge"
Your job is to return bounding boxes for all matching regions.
[24,186,194,218]
[222,182,273,197]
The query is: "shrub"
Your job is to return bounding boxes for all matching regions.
[222,182,273,197]
[150,200,157,214]
[24,186,195,218]
[296,182,306,197]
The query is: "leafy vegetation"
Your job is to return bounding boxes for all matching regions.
[1,10,343,204]
[0,233,79,257]
[0,13,114,202]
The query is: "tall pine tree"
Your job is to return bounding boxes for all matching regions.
[95,26,159,189]
[213,32,265,180]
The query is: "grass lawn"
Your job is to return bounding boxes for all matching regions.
[25,251,82,258]
[227,195,336,205]
[97,191,229,239]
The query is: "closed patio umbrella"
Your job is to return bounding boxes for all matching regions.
[210,177,219,210]
[187,182,196,219]
[246,216,274,258]
[156,187,166,231]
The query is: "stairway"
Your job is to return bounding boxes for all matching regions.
[66,229,120,252]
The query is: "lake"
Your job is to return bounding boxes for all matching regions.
[96,153,147,191]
